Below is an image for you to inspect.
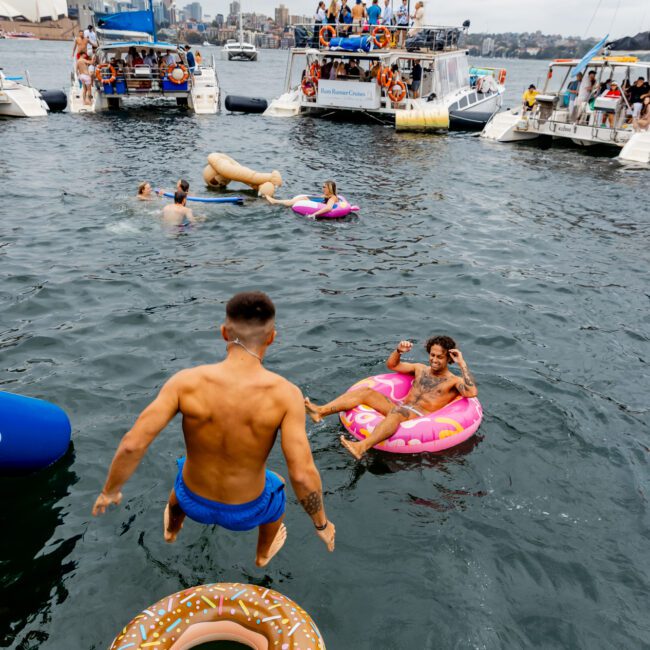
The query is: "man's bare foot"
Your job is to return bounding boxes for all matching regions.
[163,504,183,543]
[304,398,323,423]
[256,523,287,567]
[340,436,367,460]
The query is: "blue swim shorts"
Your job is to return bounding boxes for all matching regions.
[173,458,286,532]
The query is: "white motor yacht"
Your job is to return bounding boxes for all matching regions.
[221,8,257,61]
[0,69,48,117]
[482,53,650,163]
[264,23,503,131]
[69,40,220,114]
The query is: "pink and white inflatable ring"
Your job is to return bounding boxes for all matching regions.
[291,195,360,219]
[339,373,483,454]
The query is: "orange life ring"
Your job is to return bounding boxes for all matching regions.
[319,24,336,47]
[167,63,189,84]
[302,75,317,97]
[388,79,407,102]
[372,25,391,48]
[380,66,393,88]
[497,68,507,84]
[310,62,321,80]
[95,63,116,84]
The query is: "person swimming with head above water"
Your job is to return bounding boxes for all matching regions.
[92,291,335,567]
[137,181,156,200]
[265,180,339,218]
[305,335,478,459]
[161,190,196,227]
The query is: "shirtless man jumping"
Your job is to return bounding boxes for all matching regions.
[305,335,478,459]
[93,291,335,567]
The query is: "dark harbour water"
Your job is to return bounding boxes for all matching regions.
[1,41,649,650]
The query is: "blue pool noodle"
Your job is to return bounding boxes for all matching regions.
[0,391,71,473]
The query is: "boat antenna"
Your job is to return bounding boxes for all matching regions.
[150,0,158,43]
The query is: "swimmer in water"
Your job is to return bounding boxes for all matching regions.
[265,180,339,218]
[155,178,190,197]
[305,336,478,459]
[137,181,156,200]
[92,291,335,567]
[161,190,196,227]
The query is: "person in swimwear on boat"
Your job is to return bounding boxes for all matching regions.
[265,180,340,218]
[92,291,335,566]
[305,335,478,459]
[76,52,93,106]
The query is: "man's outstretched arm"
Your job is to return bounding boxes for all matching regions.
[387,339,419,374]
[280,383,335,551]
[92,374,182,515]
[449,349,478,398]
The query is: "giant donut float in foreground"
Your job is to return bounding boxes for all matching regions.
[340,373,483,454]
[109,583,326,650]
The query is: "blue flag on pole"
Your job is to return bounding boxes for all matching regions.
[96,10,155,35]
[570,34,609,78]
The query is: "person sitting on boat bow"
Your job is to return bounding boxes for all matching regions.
[305,335,478,459]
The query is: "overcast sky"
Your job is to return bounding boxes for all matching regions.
[200,0,650,39]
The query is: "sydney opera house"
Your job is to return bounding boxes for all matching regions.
[0,0,77,39]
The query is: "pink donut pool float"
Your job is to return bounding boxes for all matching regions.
[340,373,483,454]
[291,195,359,219]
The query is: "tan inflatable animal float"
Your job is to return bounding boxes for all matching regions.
[203,153,282,197]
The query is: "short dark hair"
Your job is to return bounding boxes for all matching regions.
[425,335,456,362]
[174,190,187,204]
[179,179,190,192]
[226,291,276,325]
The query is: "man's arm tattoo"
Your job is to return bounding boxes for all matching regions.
[460,365,475,388]
[300,491,323,516]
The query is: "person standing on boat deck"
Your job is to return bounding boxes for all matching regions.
[313,2,327,46]
[92,291,336,567]
[305,336,478,460]
[411,60,422,98]
[184,46,196,74]
[164,50,177,67]
[522,84,538,112]
[409,1,425,37]
[574,70,597,123]
[396,0,409,46]
[327,0,339,24]
[367,0,381,26]
[76,52,93,106]
[351,0,366,33]
[72,30,88,59]
[600,81,622,129]
[84,25,98,55]
[567,72,582,119]
[381,0,394,26]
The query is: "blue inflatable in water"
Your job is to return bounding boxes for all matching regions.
[159,191,244,204]
[0,391,71,473]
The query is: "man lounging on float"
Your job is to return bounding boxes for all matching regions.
[93,292,335,567]
[305,336,478,459]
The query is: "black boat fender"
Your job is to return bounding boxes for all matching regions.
[224,95,268,114]
[39,89,67,112]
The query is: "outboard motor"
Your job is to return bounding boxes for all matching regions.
[39,89,67,112]
[225,95,268,114]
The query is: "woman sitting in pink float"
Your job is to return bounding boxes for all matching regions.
[305,335,481,458]
[265,179,358,219]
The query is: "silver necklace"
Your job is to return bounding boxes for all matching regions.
[230,338,262,362]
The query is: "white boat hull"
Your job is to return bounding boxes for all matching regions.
[0,79,48,117]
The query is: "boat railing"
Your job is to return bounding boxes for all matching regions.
[93,64,192,95]
[291,23,464,52]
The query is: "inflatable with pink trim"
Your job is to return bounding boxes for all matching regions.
[340,373,483,454]
[291,195,360,219]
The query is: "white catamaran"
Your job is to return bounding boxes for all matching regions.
[265,22,504,131]
[482,45,650,164]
